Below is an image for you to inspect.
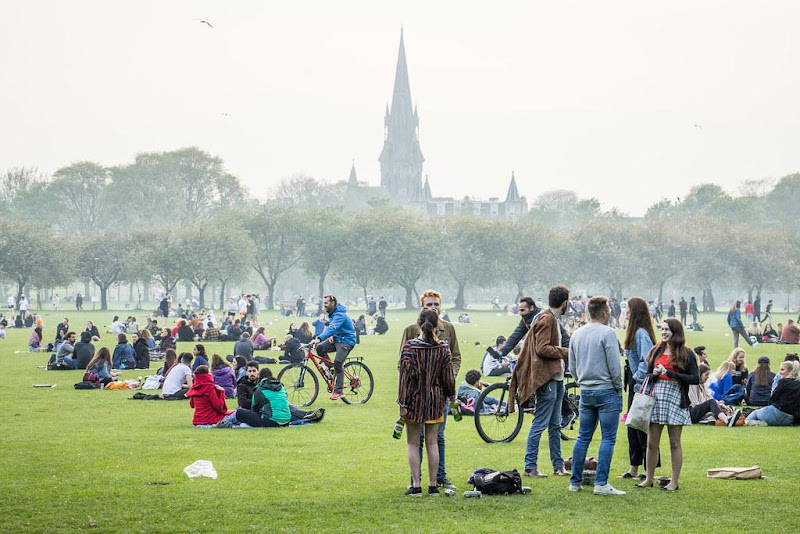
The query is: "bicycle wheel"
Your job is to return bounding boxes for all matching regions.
[560,381,580,441]
[341,361,374,405]
[277,364,319,407]
[474,382,524,443]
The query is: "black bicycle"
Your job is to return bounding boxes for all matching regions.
[473,373,580,444]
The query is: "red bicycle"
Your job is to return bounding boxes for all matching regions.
[277,344,374,407]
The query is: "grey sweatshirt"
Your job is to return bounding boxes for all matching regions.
[568,322,623,393]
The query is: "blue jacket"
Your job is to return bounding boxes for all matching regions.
[318,304,357,347]
[727,309,743,328]
[710,373,733,401]
[112,343,135,368]
[628,328,654,390]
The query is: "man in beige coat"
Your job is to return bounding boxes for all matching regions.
[509,285,570,478]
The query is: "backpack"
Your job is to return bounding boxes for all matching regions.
[467,468,524,495]
[74,381,100,389]
[47,361,72,371]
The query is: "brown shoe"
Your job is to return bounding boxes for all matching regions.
[553,467,569,477]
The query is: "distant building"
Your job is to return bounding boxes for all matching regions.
[346,30,527,218]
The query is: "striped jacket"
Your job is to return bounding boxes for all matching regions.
[397,338,455,423]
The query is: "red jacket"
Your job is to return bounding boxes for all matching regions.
[186,373,232,425]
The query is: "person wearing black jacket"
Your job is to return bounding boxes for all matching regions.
[236,361,260,410]
[177,321,195,342]
[132,332,150,369]
[496,297,570,359]
[73,331,95,369]
[746,362,800,426]
[637,318,699,491]
[281,335,304,364]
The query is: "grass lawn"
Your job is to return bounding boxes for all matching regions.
[1,306,799,533]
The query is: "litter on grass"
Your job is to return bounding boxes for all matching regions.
[184,460,218,479]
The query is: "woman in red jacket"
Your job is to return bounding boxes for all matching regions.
[186,365,236,427]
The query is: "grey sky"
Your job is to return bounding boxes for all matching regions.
[3,1,799,215]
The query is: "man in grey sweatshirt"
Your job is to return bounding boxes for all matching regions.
[567,296,625,496]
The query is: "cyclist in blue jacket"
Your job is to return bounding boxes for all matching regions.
[311,294,357,400]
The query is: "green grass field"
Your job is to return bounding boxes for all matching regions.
[1,307,799,533]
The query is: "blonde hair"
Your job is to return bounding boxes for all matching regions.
[715,361,736,380]
[786,361,800,380]
[419,289,442,306]
[726,348,748,371]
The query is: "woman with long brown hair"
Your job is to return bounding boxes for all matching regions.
[620,297,657,479]
[636,318,699,491]
[397,308,455,497]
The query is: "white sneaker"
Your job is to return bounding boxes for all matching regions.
[569,484,582,492]
[594,484,626,496]
[753,341,759,347]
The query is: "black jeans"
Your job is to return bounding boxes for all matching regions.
[690,399,722,424]
[316,340,353,393]
[235,408,284,427]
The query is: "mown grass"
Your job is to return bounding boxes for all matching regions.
[1,307,799,533]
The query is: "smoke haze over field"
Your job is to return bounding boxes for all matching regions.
[3,0,800,215]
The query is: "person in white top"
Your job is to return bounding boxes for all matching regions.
[7,295,15,310]
[110,316,125,334]
[19,296,28,313]
[161,353,194,399]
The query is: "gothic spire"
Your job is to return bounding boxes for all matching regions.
[505,171,520,202]
[390,28,413,120]
[348,160,358,186]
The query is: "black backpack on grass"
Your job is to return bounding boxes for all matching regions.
[467,468,524,495]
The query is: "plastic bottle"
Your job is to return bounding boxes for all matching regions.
[450,401,463,422]
[392,418,405,439]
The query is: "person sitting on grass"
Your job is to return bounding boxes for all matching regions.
[294,322,314,344]
[86,347,121,386]
[159,328,175,352]
[191,344,209,371]
[177,320,195,342]
[280,334,304,365]
[211,354,236,399]
[374,314,389,335]
[186,365,237,427]
[709,361,736,401]
[457,369,501,414]
[780,319,800,345]
[234,332,254,361]
[28,326,43,352]
[161,352,193,400]
[54,331,78,369]
[234,367,292,428]
[727,348,749,386]
[746,361,800,426]
[689,364,733,425]
[252,326,273,350]
[771,354,799,393]
[140,328,156,349]
[132,332,150,369]
[236,361,261,409]
[203,322,220,342]
[112,333,136,370]
[762,324,780,343]
[746,357,775,406]
[85,321,101,340]
[74,331,95,369]
[747,322,762,342]
[482,336,513,377]
[158,349,177,378]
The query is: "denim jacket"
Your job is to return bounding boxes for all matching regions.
[627,328,654,390]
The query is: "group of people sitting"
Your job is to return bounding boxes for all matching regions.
[747,320,800,344]
[688,346,800,426]
[352,314,389,336]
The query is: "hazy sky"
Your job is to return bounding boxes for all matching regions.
[3,1,799,215]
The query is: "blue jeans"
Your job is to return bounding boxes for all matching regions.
[525,379,564,471]
[746,405,794,426]
[63,356,78,370]
[570,389,622,487]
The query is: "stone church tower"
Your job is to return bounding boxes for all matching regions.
[378,29,424,201]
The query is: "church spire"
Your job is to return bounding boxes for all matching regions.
[379,29,424,201]
[505,171,520,202]
[348,160,358,186]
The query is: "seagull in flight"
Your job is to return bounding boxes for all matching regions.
[198,19,213,28]
[693,124,703,130]
[221,112,231,117]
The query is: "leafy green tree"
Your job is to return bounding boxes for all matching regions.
[300,210,346,299]
[50,161,110,234]
[381,212,436,308]
[570,220,636,300]
[245,205,306,309]
[497,220,558,301]
[440,216,498,309]
[335,213,393,308]
[76,232,130,310]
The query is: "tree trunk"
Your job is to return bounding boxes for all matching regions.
[100,284,109,310]
[454,281,466,310]
[403,285,413,309]
[16,280,24,310]
[184,283,192,301]
[219,280,227,310]
[515,284,524,303]
[706,287,715,312]
[35,289,42,311]
[747,286,754,303]
[83,279,91,300]
[266,280,277,310]
[318,273,326,302]
[362,286,368,309]
[657,280,665,305]
[128,283,134,305]
[196,283,207,308]
[135,283,142,310]
[143,280,150,306]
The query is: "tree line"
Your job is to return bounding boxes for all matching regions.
[2,147,799,311]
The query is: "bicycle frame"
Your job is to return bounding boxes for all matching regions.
[300,347,362,390]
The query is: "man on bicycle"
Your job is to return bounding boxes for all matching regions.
[399,289,461,491]
[310,294,357,401]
